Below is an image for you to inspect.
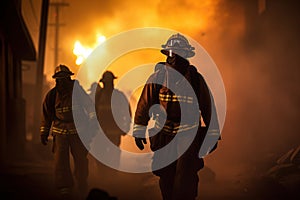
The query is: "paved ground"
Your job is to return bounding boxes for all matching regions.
[0,141,296,200]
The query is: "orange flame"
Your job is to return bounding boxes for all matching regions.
[73,34,106,65]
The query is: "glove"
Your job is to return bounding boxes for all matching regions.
[209,141,218,154]
[132,124,147,150]
[41,134,49,145]
[135,137,147,150]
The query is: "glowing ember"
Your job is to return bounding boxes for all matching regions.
[73,34,106,65]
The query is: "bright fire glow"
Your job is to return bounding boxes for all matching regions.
[73,34,106,65]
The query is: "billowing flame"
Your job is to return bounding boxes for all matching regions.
[71,1,220,66]
[73,34,106,65]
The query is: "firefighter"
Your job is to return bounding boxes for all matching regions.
[40,64,96,199]
[95,71,131,168]
[133,33,220,200]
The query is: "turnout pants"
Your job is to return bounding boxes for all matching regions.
[151,128,205,200]
[53,134,89,193]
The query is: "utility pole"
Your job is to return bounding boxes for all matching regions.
[258,0,266,15]
[49,1,69,67]
[33,0,49,143]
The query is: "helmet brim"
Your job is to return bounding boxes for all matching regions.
[99,76,117,82]
[161,48,195,58]
[52,71,74,78]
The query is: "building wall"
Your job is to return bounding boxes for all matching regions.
[0,36,7,162]
[0,0,36,164]
[0,33,27,162]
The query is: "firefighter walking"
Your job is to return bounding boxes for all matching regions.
[133,34,220,200]
[95,71,131,169]
[40,64,96,199]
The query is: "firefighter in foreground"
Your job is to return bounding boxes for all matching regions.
[133,33,220,200]
[95,71,131,168]
[40,65,96,199]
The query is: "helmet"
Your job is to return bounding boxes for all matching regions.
[52,64,74,78]
[161,33,195,58]
[100,71,117,82]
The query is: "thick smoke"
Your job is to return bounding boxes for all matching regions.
[20,0,300,198]
[23,0,300,172]
[204,0,300,176]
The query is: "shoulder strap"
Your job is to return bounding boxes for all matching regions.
[188,65,201,102]
[50,87,57,106]
[48,87,57,120]
[154,62,166,86]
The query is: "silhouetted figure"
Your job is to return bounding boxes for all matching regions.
[88,82,99,103]
[133,33,220,200]
[95,71,131,168]
[86,188,117,200]
[40,64,96,199]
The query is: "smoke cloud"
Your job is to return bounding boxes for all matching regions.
[21,0,300,196]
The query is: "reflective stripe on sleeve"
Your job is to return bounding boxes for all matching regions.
[159,94,194,103]
[52,127,77,135]
[133,124,147,137]
[40,126,50,133]
[89,111,96,119]
[207,129,220,136]
[55,105,81,113]
[155,120,198,134]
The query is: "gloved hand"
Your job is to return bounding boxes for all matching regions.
[135,137,147,150]
[41,134,49,145]
[132,124,147,150]
[198,136,219,158]
[209,141,218,154]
